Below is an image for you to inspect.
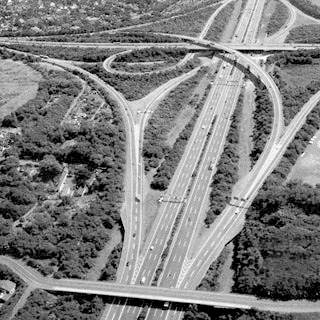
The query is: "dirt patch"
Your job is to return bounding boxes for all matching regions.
[166,106,195,147]
[85,227,122,281]
[142,169,163,242]
[216,242,234,293]
[257,0,276,40]
[238,80,255,178]
[38,61,65,71]
[0,59,41,118]
[287,130,320,186]
[220,0,242,42]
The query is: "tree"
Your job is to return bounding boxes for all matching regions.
[74,165,91,186]
[38,155,63,182]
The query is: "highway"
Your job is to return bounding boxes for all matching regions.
[2,0,320,318]
[112,0,282,319]
[142,1,277,319]
[1,256,320,313]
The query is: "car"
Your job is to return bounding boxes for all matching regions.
[202,125,206,129]
[126,262,130,267]
[133,233,136,238]
[140,276,146,284]
[150,245,154,251]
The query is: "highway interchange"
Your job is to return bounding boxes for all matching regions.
[1,0,320,319]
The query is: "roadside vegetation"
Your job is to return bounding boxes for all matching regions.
[2,43,124,62]
[143,68,207,174]
[82,59,199,101]
[111,47,189,73]
[13,289,104,320]
[250,85,273,165]
[285,24,320,43]
[266,1,290,36]
[196,247,229,292]
[131,4,222,37]
[232,101,320,300]
[151,83,211,190]
[183,306,319,320]
[0,264,27,320]
[267,50,320,125]
[205,1,236,42]
[204,91,243,226]
[0,55,126,279]
[287,0,320,20]
[99,243,123,281]
[36,32,179,44]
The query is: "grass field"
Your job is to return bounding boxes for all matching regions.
[131,3,221,37]
[280,58,320,87]
[287,130,320,186]
[0,60,41,118]
[310,0,320,6]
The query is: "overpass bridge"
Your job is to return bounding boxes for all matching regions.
[1,38,320,52]
[1,256,320,313]
[224,43,320,51]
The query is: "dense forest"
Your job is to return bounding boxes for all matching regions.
[13,290,104,320]
[232,100,320,300]
[250,85,273,165]
[0,59,126,279]
[38,32,179,43]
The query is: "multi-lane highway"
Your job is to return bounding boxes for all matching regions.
[3,0,320,318]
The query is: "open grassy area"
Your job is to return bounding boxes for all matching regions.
[0,60,41,119]
[285,24,320,43]
[130,3,222,37]
[280,58,320,87]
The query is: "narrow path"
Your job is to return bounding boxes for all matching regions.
[60,80,86,125]
[7,286,35,320]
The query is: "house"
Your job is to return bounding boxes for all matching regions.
[0,280,16,302]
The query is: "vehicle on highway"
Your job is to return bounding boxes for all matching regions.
[209,158,216,170]
[140,276,146,284]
